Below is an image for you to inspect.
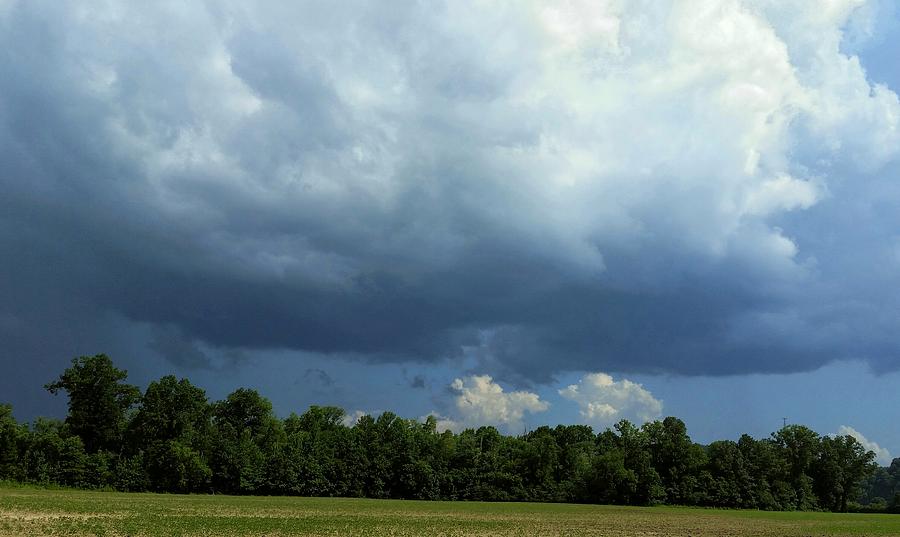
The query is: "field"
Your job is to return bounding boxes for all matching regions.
[2,485,900,537]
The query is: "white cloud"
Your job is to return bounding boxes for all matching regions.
[449,375,549,432]
[559,373,663,427]
[38,0,895,285]
[422,412,463,434]
[341,409,369,428]
[837,425,893,465]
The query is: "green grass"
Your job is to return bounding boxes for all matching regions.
[2,485,899,536]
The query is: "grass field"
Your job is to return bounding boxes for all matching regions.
[2,485,900,537]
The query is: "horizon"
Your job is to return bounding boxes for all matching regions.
[18,352,895,462]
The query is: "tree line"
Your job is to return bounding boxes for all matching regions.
[0,354,894,512]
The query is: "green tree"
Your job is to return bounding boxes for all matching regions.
[552,424,595,501]
[706,440,755,508]
[521,427,562,501]
[270,406,356,497]
[0,404,24,480]
[22,418,88,487]
[294,406,345,433]
[150,440,212,493]
[112,452,149,491]
[603,420,666,505]
[210,388,283,494]
[860,462,899,508]
[891,492,900,514]
[773,425,821,510]
[644,417,706,505]
[45,355,140,454]
[737,434,789,510]
[130,375,212,492]
[131,376,211,447]
[814,434,876,512]
[580,446,634,504]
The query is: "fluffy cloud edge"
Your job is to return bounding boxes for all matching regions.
[559,372,663,427]
[837,425,893,465]
[448,374,549,432]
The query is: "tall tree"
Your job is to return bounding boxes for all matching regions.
[644,417,706,504]
[131,376,211,447]
[45,355,140,454]
[706,440,755,508]
[609,420,666,505]
[814,434,876,512]
[773,425,821,510]
[130,375,213,492]
[552,424,595,502]
[210,388,283,494]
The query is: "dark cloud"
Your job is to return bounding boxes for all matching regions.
[409,375,426,389]
[148,325,212,369]
[304,368,335,388]
[2,0,900,416]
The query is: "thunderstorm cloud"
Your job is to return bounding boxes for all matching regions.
[2,0,900,412]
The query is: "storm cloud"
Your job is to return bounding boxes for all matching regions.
[2,0,900,402]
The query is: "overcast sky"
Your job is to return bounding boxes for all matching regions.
[2,0,899,464]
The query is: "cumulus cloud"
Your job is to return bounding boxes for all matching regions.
[1,0,900,404]
[837,425,893,465]
[341,409,369,428]
[448,375,549,432]
[559,373,663,427]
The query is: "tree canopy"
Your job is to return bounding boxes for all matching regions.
[0,354,885,512]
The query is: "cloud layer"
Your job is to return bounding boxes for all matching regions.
[2,0,900,396]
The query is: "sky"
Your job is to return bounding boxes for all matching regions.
[1,0,899,464]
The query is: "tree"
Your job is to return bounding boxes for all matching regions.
[0,404,24,480]
[891,492,900,514]
[580,445,634,504]
[293,406,345,433]
[131,376,213,492]
[521,427,562,501]
[209,388,283,494]
[606,420,666,505]
[131,376,211,447]
[550,424,595,502]
[706,440,754,508]
[860,461,899,508]
[814,435,876,512]
[272,406,356,497]
[45,355,140,454]
[149,440,212,493]
[22,418,88,487]
[773,425,820,510]
[644,417,706,505]
[737,434,789,510]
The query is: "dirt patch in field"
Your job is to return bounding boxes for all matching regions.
[0,508,125,521]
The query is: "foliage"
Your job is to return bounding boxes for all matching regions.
[44,354,140,454]
[0,354,887,512]
[131,375,212,492]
